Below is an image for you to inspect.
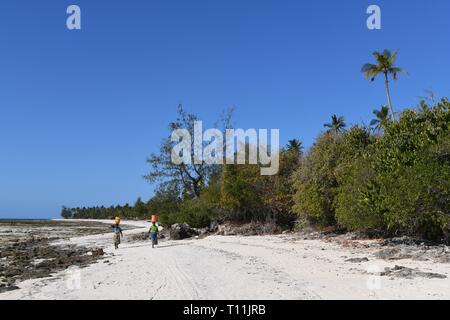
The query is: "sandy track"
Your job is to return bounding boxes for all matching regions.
[1,220,449,300]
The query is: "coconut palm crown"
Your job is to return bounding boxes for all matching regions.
[324,115,346,133]
[370,105,391,132]
[362,49,406,121]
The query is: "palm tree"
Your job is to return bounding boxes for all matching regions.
[286,139,303,155]
[324,115,346,133]
[362,49,406,121]
[370,105,391,132]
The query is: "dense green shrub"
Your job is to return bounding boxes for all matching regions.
[292,133,340,226]
[177,179,222,228]
[220,164,265,222]
[219,146,299,226]
[378,135,450,238]
[334,100,450,238]
[146,186,182,226]
[334,154,385,231]
[372,100,450,238]
[333,127,383,231]
[175,199,214,228]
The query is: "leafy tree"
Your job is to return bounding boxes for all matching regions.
[220,163,263,222]
[372,99,450,238]
[146,185,182,225]
[134,197,148,219]
[271,145,302,225]
[61,206,73,219]
[380,143,449,239]
[333,127,382,231]
[333,99,450,239]
[292,133,340,225]
[145,105,232,198]
[219,145,299,227]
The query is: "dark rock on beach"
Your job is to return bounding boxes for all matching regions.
[0,220,115,293]
[0,237,104,293]
[345,257,369,263]
[170,223,199,240]
[91,248,105,257]
[375,244,450,263]
[380,265,447,279]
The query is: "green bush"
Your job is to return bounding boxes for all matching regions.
[292,133,340,226]
[333,127,384,231]
[220,164,265,222]
[292,127,372,226]
[176,199,214,228]
[146,187,182,226]
[333,99,450,238]
[334,155,385,231]
[373,100,450,238]
[379,136,450,238]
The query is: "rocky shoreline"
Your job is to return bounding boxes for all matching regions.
[0,220,134,293]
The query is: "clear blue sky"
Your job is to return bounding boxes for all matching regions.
[1,0,449,218]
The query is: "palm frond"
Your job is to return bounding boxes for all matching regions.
[362,64,381,80]
[361,63,376,72]
[388,49,398,64]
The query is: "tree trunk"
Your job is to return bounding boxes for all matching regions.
[192,180,201,198]
[384,73,396,121]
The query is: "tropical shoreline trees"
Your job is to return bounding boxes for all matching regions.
[61,98,450,241]
[61,49,450,242]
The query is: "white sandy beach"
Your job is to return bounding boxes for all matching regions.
[1,219,449,300]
